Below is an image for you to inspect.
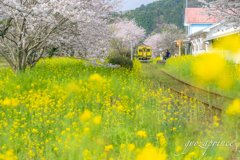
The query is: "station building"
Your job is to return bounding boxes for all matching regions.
[183,8,240,63]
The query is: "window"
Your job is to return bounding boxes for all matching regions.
[139,49,142,52]
[147,49,150,52]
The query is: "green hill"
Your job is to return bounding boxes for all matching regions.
[117,0,201,35]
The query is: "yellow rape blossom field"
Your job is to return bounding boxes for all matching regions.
[0,58,239,160]
[165,53,240,98]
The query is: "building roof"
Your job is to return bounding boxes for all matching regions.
[185,8,218,24]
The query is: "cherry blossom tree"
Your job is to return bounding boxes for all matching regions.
[144,24,185,57]
[109,19,146,57]
[59,19,113,59]
[199,0,240,26]
[111,19,146,47]
[0,0,121,72]
[160,24,185,55]
[144,34,162,57]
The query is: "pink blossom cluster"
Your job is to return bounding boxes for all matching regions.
[111,19,146,48]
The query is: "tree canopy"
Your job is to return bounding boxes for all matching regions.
[116,0,202,35]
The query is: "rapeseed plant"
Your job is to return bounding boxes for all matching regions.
[136,130,147,138]
[226,99,240,116]
[153,57,162,64]
[135,146,167,160]
[0,58,237,159]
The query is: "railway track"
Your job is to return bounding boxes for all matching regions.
[146,64,235,113]
[159,68,235,100]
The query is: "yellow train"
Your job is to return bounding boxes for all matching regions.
[137,45,151,60]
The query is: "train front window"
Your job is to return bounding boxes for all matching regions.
[139,49,142,52]
[147,49,150,52]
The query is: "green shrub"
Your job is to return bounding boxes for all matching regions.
[108,57,133,69]
[108,49,131,59]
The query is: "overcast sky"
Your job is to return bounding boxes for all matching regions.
[119,0,158,11]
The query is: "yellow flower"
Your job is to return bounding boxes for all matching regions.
[54,147,58,151]
[32,129,38,133]
[2,98,11,106]
[89,74,106,84]
[215,122,219,127]
[83,149,91,156]
[11,98,19,107]
[157,133,167,147]
[136,105,139,109]
[176,146,182,152]
[135,147,167,160]
[117,105,123,112]
[136,130,147,138]
[173,127,176,131]
[80,110,92,121]
[145,143,153,148]
[213,116,220,121]
[2,98,19,107]
[226,99,240,116]
[105,145,113,151]
[0,154,5,159]
[93,115,102,125]
[0,149,17,160]
[184,152,195,160]
[127,143,135,151]
[217,157,223,160]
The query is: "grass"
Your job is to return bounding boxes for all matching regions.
[0,56,7,63]
[0,58,239,159]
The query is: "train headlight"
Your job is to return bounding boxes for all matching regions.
[143,53,146,55]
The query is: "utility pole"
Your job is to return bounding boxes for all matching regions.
[179,42,181,57]
[131,40,133,60]
[186,0,188,34]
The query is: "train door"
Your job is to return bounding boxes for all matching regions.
[143,48,147,60]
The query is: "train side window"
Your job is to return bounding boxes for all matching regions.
[139,49,142,52]
[147,49,150,52]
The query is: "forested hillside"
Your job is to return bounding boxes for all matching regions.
[116,0,201,35]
